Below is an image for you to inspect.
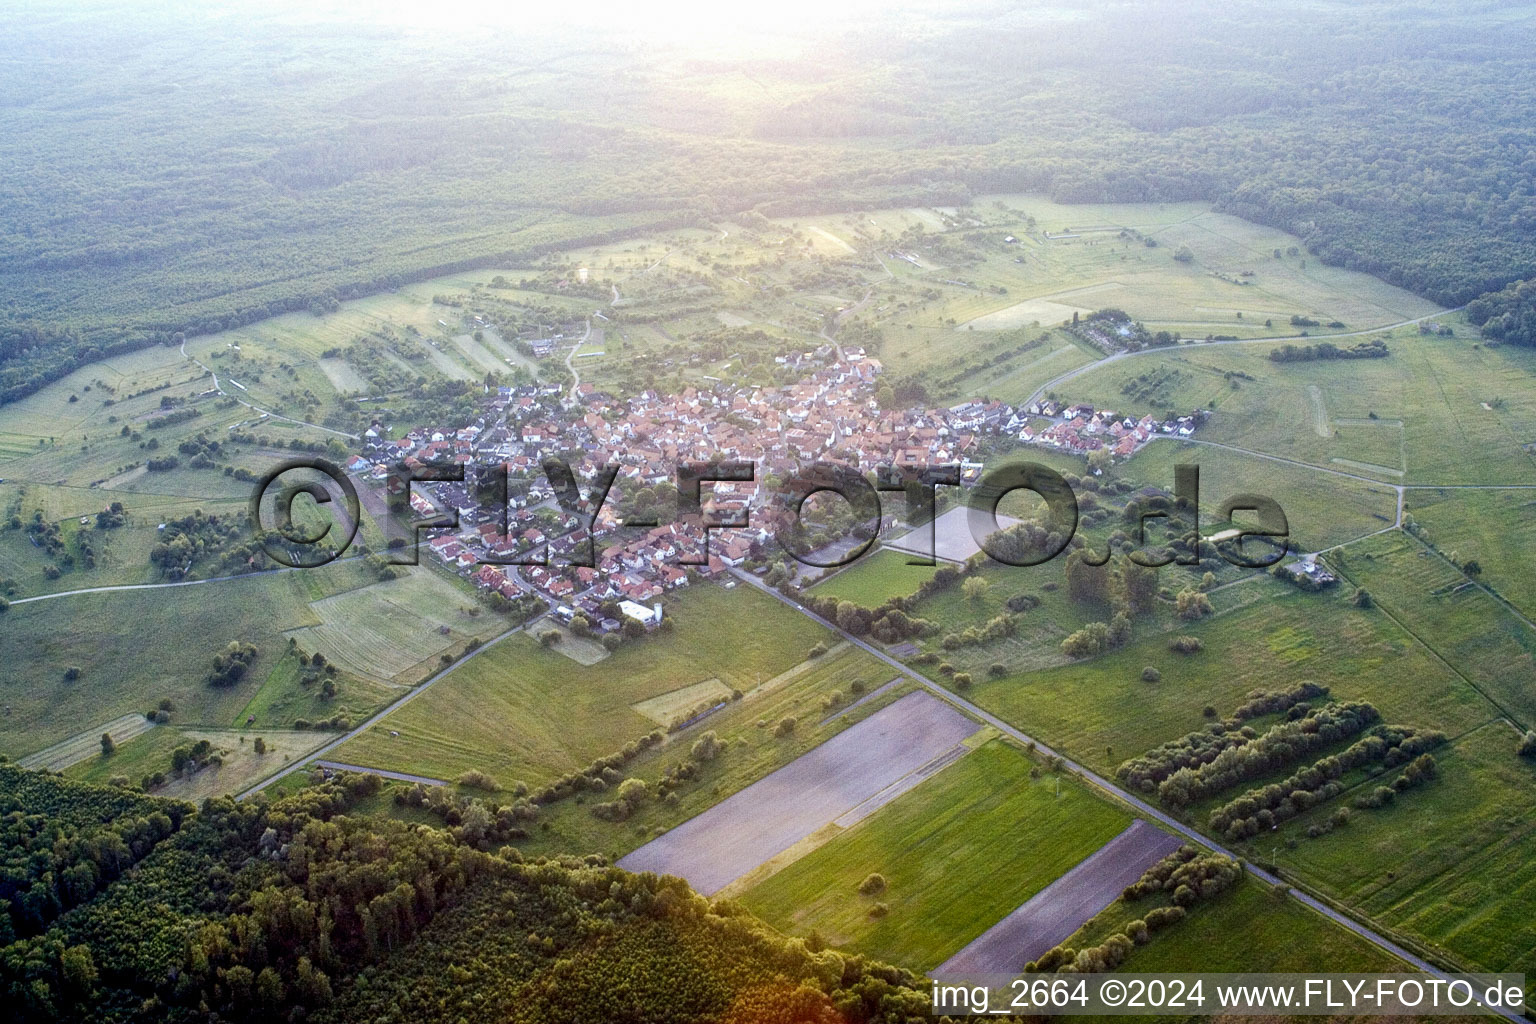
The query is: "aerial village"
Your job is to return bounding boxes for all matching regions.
[349,347,1208,634]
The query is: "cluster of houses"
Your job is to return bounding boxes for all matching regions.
[1012,400,1208,458]
[344,344,1207,620]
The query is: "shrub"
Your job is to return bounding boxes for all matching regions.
[858,872,887,896]
[1169,635,1203,654]
[1005,593,1041,613]
[988,663,1008,678]
[1175,588,1213,620]
[457,770,501,792]
[774,716,797,738]
[690,731,722,763]
[1517,730,1536,759]
[1140,666,1161,682]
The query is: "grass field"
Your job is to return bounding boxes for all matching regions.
[1059,324,1536,487]
[1266,720,1536,985]
[810,547,937,607]
[283,568,511,685]
[65,723,327,801]
[331,582,835,787]
[968,581,1499,780]
[1329,531,1536,730]
[234,649,399,731]
[1127,439,1400,552]
[1405,486,1536,622]
[357,644,904,862]
[740,739,1131,970]
[0,556,405,757]
[1061,872,1405,977]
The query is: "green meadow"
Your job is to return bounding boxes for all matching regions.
[332,582,835,786]
[741,739,1132,970]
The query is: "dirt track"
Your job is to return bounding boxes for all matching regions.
[934,819,1184,977]
[618,690,978,895]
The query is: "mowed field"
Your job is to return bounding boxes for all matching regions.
[620,690,979,897]
[1127,439,1400,552]
[67,725,330,802]
[1329,531,1536,728]
[284,568,510,684]
[331,583,833,786]
[936,819,1184,975]
[1404,486,1536,622]
[810,547,938,607]
[742,739,1130,970]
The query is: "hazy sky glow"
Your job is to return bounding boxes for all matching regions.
[328,0,915,52]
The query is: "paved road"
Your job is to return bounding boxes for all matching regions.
[235,617,538,800]
[314,760,446,786]
[726,566,1523,1022]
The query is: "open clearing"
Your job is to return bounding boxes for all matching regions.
[936,819,1184,976]
[284,569,505,683]
[18,714,156,771]
[316,357,369,394]
[618,690,978,896]
[630,678,733,726]
[962,297,1092,329]
[153,728,331,802]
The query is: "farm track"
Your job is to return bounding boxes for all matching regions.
[1024,307,1465,412]
[726,565,1525,1022]
[314,760,446,786]
[235,614,539,800]
[180,338,359,440]
[936,819,1184,975]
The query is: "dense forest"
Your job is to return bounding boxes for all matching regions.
[0,763,940,1023]
[3,0,1536,401]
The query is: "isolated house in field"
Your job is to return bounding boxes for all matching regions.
[1282,554,1337,587]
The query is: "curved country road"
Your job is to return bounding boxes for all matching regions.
[1025,307,1464,409]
